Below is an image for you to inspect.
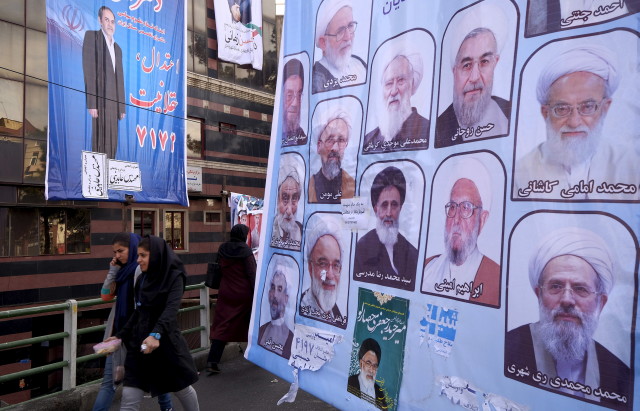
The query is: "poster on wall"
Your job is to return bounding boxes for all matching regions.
[246,0,639,410]
[45,0,188,205]
[213,0,264,70]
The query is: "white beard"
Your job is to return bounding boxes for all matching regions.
[276,211,297,237]
[311,271,338,312]
[444,213,480,266]
[376,217,399,247]
[453,81,492,127]
[284,114,300,135]
[325,41,353,71]
[378,96,412,142]
[538,300,600,362]
[541,115,603,170]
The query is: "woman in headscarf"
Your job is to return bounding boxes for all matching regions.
[206,224,257,374]
[93,233,173,411]
[111,235,199,411]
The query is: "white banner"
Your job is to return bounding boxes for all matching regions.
[214,0,264,69]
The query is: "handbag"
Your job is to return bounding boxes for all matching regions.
[205,255,222,289]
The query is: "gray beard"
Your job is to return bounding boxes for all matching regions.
[453,83,492,127]
[538,301,599,362]
[276,212,297,237]
[541,115,603,170]
[376,217,399,247]
[444,214,480,265]
[311,271,338,313]
[378,98,412,141]
[321,156,342,180]
[284,115,300,136]
[325,42,352,72]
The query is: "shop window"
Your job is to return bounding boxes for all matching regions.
[164,210,186,250]
[133,209,157,237]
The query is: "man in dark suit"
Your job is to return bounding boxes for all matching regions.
[228,0,252,25]
[505,227,631,408]
[347,338,387,409]
[82,6,126,159]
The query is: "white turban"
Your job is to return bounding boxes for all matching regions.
[449,2,508,68]
[446,156,492,212]
[305,216,343,261]
[312,107,352,145]
[381,52,423,95]
[315,0,352,46]
[536,45,619,104]
[268,254,293,295]
[528,227,614,295]
[278,154,302,189]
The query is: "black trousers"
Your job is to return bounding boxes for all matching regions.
[207,339,227,364]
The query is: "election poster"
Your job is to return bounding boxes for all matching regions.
[46,0,188,205]
[245,0,639,410]
[214,0,264,70]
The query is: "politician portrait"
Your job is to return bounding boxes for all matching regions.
[347,338,388,409]
[353,162,424,291]
[227,0,252,25]
[435,0,516,148]
[421,153,504,307]
[308,97,360,204]
[505,213,635,409]
[525,0,640,37]
[281,54,309,147]
[82,5,126,159]
[513,34,640,201]
[312,0,371,93]
[258,254,298,359]
[299,213,349,328]
[363,29,433,154]
[270,153,305,251]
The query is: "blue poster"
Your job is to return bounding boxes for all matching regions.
[246,0,640,410]
[46,0,187,205]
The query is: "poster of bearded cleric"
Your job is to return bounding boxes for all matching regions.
[46,0,188,205]
[512,31,640,202]
[347,288,408,411]
[506,212,636,409]
[244,1,640,410]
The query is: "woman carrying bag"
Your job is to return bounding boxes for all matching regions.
[109,235,200,411]
[206,224,257,374]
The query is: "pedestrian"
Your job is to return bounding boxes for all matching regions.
[206,224,257,374]
[93,233,173,411]
[108,235,200,411]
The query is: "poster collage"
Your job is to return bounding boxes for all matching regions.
[245,1,639,410]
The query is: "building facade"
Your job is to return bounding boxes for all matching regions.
[0,0,277,403]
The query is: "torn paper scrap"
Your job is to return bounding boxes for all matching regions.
[482,393,529,411]
[438,376,481,410]
[288,324,343,371]
[277,368,299,405]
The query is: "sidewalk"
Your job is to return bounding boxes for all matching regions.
[109,353,337,411]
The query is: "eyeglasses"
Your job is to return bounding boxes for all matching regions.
[445,201,481,219]
[318,137,348,148]
[539,282,600,299]
[324,21,357,41]
[361,360,378,370]
[285,90,302,104]
[311,259,341,272]
[546,98,606,118]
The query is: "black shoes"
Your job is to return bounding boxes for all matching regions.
[206,362,220,375]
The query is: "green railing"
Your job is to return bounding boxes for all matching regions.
[0,283,211,393]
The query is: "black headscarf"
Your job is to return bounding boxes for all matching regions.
[218,224,254,259]
[138,235,186,306]
[113,232,141,333]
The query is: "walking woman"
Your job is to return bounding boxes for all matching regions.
[111,235,199,411]
[93,233,172,411]
[206,224,257,374]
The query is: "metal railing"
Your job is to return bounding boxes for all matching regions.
[0,283,211,394]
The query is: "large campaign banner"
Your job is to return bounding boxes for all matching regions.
[214,0,264,70]
[46,0,188,206]
[246,0,640,410]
